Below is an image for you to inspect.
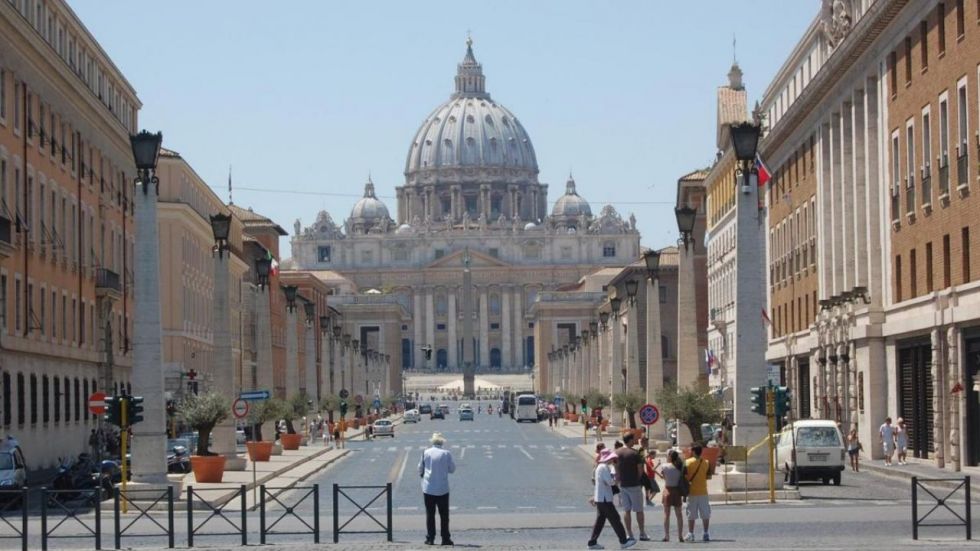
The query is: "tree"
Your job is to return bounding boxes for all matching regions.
[179,392,230,456]
[565,393,581,414]
[540,392,555,404]
[585,390,610,411]
[612,391,645,429]
[655,383,723,444]
[319,394,341,423]
[283,394,311,434]
[249,398,287,442]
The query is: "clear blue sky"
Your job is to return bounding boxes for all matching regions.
[71,1,815,254]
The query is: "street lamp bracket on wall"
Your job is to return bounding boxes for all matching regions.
[255,257,272,289]
[674,205,697,250]
[851,286,871,304]
[303,300,316,323]
[642,249,661,279]
[209,213,232,258]
[130,130,163,194]
[625,279,639,304]
[283,285,299,312]
[319,315,331,331]
[609,297,622,316]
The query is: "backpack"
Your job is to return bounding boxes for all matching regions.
[677,464,691,497]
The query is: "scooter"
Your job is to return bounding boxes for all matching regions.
[51,453,104,502]
[167,445,191,474]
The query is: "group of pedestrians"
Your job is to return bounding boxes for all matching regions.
[878,416,909,466]
[588,434,714,549]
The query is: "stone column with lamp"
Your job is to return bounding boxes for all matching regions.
[284,286,300,397]
[643,250,665,438]
[303,302,317,402]
[254,257,276,443]
[624,279,641,394]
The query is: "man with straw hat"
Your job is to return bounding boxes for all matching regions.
[419,432,456,545]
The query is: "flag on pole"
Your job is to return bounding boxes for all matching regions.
[267,249,280,277]
[755,153,771,187]
[761,308,772,326]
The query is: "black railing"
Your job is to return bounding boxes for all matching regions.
[40,487,102,551]
[911,476,972,541]
[186,485,247,547]
[939,163,950,195]
[96,268,121,292]
[114,487,175,549]
[259,484,320,544]
[957,153,969,187]
[332,483,392,543]
[0,489,28,551]
[0,215,11,246]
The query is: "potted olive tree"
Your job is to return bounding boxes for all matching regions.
[279,394,309,450]
[245,399,282,462]
[180,391,231,483]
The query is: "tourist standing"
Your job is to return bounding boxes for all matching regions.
[587,449,635,549]
[419,432,456,546]
[847,428,862,472]
[616,433,648,542]
[684,445,711,543]
[658,450,685,543]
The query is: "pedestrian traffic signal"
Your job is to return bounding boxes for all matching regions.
[105,395,122,427]
[340,401,348,417]
[128,395,145,425]
[750,386,767,416]
[774,386,791,419]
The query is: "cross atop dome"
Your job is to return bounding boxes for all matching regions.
[454,35,489,99]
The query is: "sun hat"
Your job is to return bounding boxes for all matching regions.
[598,449,617,463]
[430,432,446,445]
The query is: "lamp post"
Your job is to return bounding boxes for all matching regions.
[599,311,611,397]
[341,334,351,395]
[581,330,591,395]
[127,130,172,485]
[302,300,317,404]
[589,320,600,393]
[728,121,769,463]
[624,280,641,395]
[253,255,275,442]
[643,249,665,436]
[609,297,624,396]
[283,285,300,397]
[210,212,245,470]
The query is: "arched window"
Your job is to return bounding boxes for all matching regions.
[490,293,501,315]
[661,335,669,358]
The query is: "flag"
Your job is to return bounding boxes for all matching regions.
[267,249,280,277]
[755,153,771,187]
[706,350,717,371]
[761,308,772,326]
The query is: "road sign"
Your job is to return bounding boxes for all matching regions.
[373,399,382,409]
[239,390,270,401]
[339,389,349,399]
[354,394,364,405]
[767,364,781,386]
[638,403,660,426]
[88,392,107,415]
[232,399,250,419]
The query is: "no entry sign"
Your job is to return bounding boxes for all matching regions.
[88,392,107,415]
[232,399,250,419]
[638,403,660,426]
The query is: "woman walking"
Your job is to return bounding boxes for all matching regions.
[658,450,685,543]
[588,449,635,550]
[895,418,909,465]
[846,428,862,472]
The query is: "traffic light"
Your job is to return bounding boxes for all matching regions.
[774,386,792,419]
[750,386,767,417]
[128,396,145,425]
[340,401,348,417]
[105,395,122,426]
[581,398,588,413]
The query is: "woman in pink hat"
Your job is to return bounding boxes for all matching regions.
[588,448,635,549]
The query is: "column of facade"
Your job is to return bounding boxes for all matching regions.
[304,324,316,400]
[531,188,539,221]
[425,286,435,367]
[479,286,490,368]
[592,332,600,394]
[286,308,299,397]
[425,185,435,219]
[645,277,664,428]
[407,192,416,222]
[501,286,512,370]
[341,336,351,395]
[813,350,824,419]
[256,289,275,439]
[212,250,244,469]
[826,345,836,420]
[480,184,490,219]
[612,316,623,394]
[841,99,855,290]
[676,243,699,389]
[626,302,641,394]
[321,330,332,397]
[851,89,869,287]
[396,188,405,225]
[947,326,961,471]
[931,328,945,468]
[788,355,799,421]
[447,289,458,368]
[451,186,460,221]
[514,288,524,367]
[414,292,424,369]
[847,341,858,429]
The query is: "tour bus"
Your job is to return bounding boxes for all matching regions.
[515,394,539,423]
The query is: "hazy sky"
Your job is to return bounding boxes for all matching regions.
[70,1,815,255]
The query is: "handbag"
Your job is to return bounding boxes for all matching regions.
[611,484,621,495]
[677,465,691,498]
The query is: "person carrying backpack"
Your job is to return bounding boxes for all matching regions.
[683,445,712,542]
[658,450,685,543]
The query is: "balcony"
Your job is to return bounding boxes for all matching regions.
[0,215,11,259]
[95,268,122,300]
[956,150,969,193]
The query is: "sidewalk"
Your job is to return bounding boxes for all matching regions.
[858,457,980,493]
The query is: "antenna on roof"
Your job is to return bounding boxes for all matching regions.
[732,33,737,64]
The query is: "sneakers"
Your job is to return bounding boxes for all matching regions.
[620,539,636,549]
[639,534,651,541]
[703,533,711,542]
[685,532,695,542]
[587,544,605,550]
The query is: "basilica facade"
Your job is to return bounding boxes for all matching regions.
[288,40,640,375]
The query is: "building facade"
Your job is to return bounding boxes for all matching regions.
[288,40,641,385]
[0,0,138,468]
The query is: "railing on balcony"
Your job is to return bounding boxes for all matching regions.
[939,158,950,195]
[957,151,969,188]
[921,165,932,208]
[95,268,121,293]
[0,215,10,246]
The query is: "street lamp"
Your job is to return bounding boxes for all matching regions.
[130,130,163,193]
[283,285,298,312]
[303,300,315,323]
[610,297,622,317]
[643,249,661,278]
[255,257,272,289]
[730,121,762,163]
[625,279,639,305]
[674,206,697,249]
[319,315,331,332]
[599,311,610,330]
[210,213,231,258]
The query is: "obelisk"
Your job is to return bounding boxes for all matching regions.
[462,248,475,398]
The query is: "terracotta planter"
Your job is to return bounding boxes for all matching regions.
[280,433,302,450]
[246,441,273,462]
[190,455,226,483]
[352,420,361,429]
[683,446,721,468]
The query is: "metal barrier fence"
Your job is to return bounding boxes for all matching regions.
[332,483,392,543]
[0,489,28,551]
[40,487,102,551]
[911,476,972,541]
[259,484,319,544]
[114,487,175,549]
[186,485,247,548]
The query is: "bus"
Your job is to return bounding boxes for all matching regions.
[515,394,539,423]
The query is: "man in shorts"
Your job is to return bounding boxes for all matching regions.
[684,445,711,542]
[615,433,649,542]
[879,417,895,466]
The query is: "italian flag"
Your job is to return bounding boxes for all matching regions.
[268,250,280,277]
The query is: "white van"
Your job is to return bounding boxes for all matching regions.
[515,394,538,423]
[775,420,845,486]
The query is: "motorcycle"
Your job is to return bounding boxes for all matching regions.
[167,445,191,474]
[51,453,107,502]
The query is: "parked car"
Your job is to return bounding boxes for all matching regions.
[404,409,421,423]
[0,447,27,500]
[438,404,450,416]
[458,407,474,421]
[430,408,445,420]
[371,419,395,437]
[775,419,845,486]
[419,404,433,415]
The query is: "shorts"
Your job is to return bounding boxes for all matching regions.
[883,442,895,455]
[686,495,711,520]
[618,485,644,512]
[662,487,682,508]
[847,448,859,457]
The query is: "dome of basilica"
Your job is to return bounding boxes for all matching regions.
[350,179,391,223]
[551,176,592,217]
[404,38,538,184]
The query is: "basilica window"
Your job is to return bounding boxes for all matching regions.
[602,242,616,258]
[490,293,500,315]
[488,248,499,258]
[436,293,447,315]
[318,246,331,262]
[360,250,373,264]
[393,247,409,262]
[560,246,572,260]
[434,249,445,260]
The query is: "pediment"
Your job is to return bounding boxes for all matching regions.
[426,249,510,269]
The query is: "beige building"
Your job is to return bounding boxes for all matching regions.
[0,0,138,468]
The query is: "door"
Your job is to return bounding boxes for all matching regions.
[490,348,501,369]
[898,341,933,459]
[797,359,811,419]
[436,349,448,371]
[964,334,980,467]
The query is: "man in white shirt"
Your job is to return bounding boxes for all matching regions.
[879,417,895,466]
[419,432,456,546]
